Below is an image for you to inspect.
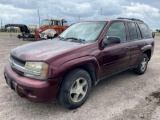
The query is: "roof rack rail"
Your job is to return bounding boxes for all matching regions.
[117,17,144,22]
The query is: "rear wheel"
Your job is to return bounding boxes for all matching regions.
[58,69,92,110]
[133,54,149,75]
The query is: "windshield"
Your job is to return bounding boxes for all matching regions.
[59,22,107,42]
[41,19,51,26]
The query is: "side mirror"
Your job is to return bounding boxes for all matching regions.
[102,36,121,47]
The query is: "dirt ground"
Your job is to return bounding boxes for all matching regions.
[0,33,160,120]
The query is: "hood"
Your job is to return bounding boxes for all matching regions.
[11,38,84,61]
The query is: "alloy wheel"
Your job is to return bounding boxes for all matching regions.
[70,78,88,103]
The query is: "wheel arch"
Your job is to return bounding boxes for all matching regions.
[55,56,99,97]
[74,63,97,85]
[60,63,98,86]
[141,45,153,61]
[144,49,151,60]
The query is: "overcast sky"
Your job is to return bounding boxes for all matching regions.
[0,0,160,30]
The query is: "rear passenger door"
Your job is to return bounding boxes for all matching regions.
[127,22,149,67]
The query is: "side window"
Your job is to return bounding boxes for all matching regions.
[128,22,138,40]
[135,23,142,39]
[53,21,61,26]
[139,23,152,38]
[105,22,126,42]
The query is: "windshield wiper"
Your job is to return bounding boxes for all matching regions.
[65,37,86,43]
[65,37,79,40]
[57,36,64,39]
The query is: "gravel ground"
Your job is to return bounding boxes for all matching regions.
[0,34,160,120]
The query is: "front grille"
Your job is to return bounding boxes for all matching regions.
[9,56,26,76]
[10,56,25,66]
[9,56,41,77]
[12,67,24,76]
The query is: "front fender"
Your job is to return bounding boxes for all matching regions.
[49,56,100,78]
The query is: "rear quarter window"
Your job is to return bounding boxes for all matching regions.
[138,23,152,39]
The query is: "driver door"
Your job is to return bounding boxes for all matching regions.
[97,22,130,79]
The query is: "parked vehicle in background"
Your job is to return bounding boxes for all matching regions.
[28,24,37,33]
[5,24,35,39]
[5,18,68,40]
[4,18,154,109]
[35,18,68,39]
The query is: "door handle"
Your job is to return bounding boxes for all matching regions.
[124,47,129,51]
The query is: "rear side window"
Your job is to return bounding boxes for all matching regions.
[128,22,138,40]
[139,23,152,38]
[105,22,126,42]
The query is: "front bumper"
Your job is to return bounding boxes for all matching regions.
[4,63,60,102]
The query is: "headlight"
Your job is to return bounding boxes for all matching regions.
[24,62,49,80]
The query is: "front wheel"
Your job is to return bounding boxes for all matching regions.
[133,54,149,75]
[58,69,92,110]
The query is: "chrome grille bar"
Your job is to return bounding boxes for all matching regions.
[9,58,41,76]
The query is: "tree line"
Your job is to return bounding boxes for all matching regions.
[156,29,160,33]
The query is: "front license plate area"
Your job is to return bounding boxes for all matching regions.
[5,73,15,90]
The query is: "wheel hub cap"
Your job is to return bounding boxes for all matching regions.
[70,78,88,103]
[141,58,147,71]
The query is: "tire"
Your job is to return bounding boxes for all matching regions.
[133,54,149,75]
[58,68,92,110]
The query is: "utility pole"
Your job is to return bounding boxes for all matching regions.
[37,10,40,28]
[1,18,2,32]
[1,19,2,28]
[101,8,102,16]
[12,20,14,32]
[78,15,80,22]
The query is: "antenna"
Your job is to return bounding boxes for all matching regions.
[101,8,102,16]
[37,10,41,28]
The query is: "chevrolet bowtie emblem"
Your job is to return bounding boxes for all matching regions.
[10,61,14,67]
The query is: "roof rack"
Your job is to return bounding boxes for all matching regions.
[117,17,144,22]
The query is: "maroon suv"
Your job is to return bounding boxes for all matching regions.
[4,18,154,109]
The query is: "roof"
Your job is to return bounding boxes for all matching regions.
[117,17,144,22]
[78,18,144,23]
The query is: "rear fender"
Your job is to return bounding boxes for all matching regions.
[141,44,152,52]
[134,45,152,67]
